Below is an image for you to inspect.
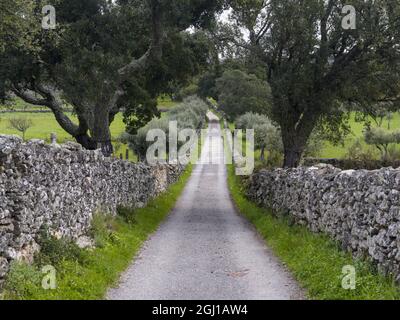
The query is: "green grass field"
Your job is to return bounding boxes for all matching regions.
[226,112,400,160]
[0,112,127,143]
[0,112,139,161]
[0,98,177,141]
[320,113,400,159]
[0,98,49,111]
[0,97,177,161]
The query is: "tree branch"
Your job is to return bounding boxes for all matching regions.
[11,85,49,106]
[118,0,163,81]
[13,83,82,137]
[319,0,335,62]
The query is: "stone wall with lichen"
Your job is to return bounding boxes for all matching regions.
[0,135,183,279]
[247,164,400,281]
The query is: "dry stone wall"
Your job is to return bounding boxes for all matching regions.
[0,135,184,278]
[247,164,400,281]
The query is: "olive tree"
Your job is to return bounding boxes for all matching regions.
[364,127,400,160]
[127,96,208,161]
[8,117,34,141]
[236,112,282,161]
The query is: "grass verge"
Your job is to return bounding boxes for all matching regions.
[1,165,193,300]
[226,164,400,300]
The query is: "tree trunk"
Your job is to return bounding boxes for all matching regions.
[75,134,97,150]
[280,105,319,168]
[383,145,389,162]
[92,105,113,157]
[282,127,313,168]
[12,85,117,152]
[260,147,266,161]
[283,147,304,168]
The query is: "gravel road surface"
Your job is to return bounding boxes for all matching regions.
[107,114,305,300]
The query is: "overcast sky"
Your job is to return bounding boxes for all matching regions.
[219,9,231,23]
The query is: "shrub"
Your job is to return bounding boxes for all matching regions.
[387,145,400,161]
[237,113,324,163]
[90,213,120,248]
[255,122,283,161]
[236,112,270,130]
[346,139,376,162]
[35,230,87,267]
[169,96,208,129]
[3,262,42,299]
[128,96,208,160]
[170,107,199,130]
[117,206,138,225]
[129,117,170,161]
[364,127,400,160]
[176,84,199,101]
[8,116,33,141]
[236,112,283,161]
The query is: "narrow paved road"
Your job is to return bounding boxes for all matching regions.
[107,113,304,300]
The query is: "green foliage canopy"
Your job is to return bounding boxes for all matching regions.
[221,0,400,167]
[216,69,272,121]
